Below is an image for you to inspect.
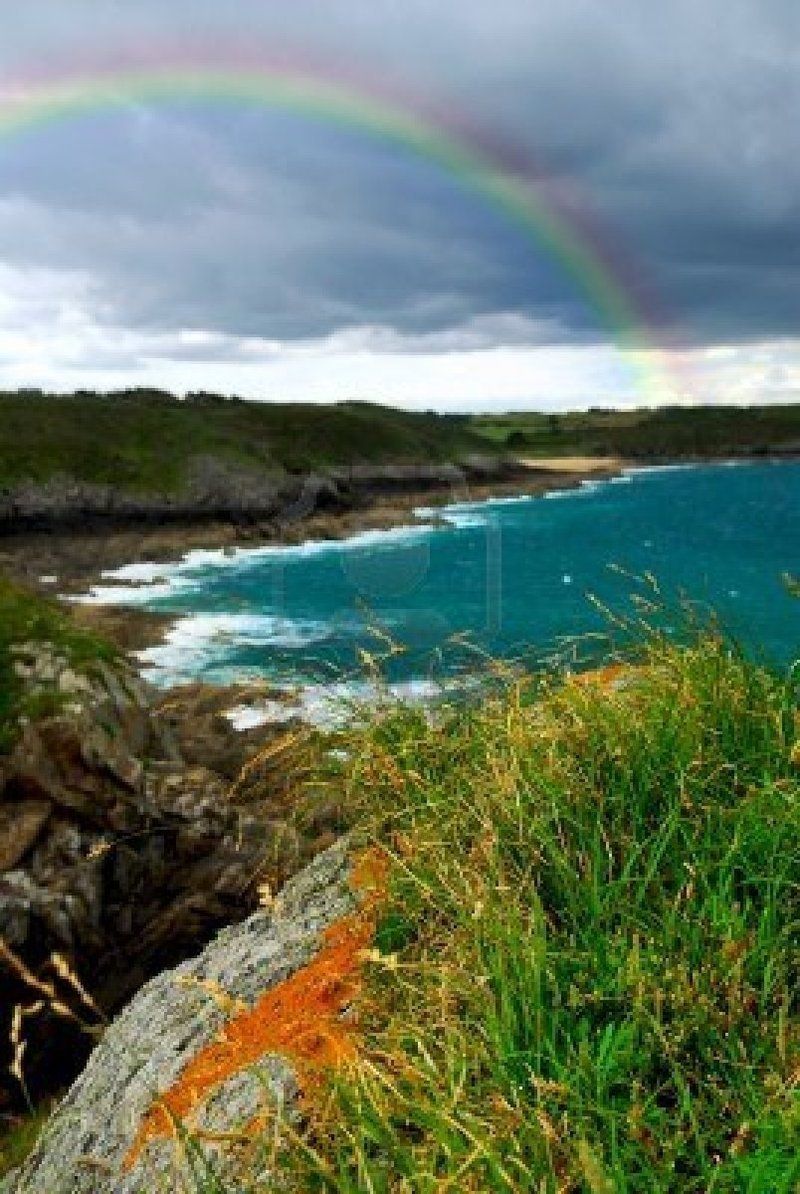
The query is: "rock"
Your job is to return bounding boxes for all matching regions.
[5,724,69,806]
[79,721,143,793]
[150,681,292,781]
[0,457,520,533]
[56,668,95,698]
[6,721,112,821]
[0,800,52,871]
[0,644,339,1110]
[93,659,127,704]
[4,838,356,1194]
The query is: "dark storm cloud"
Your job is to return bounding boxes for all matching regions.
[1,0,798,355]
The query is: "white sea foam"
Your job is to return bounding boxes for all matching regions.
[225,676,468,731]
[543,478,605,500]
[621,462,699,477]
[415,503,489,529]
[415,492,535,529]
[72,521,440,607]
[98,560,176,583]
[134,611,333,685]
[73,579,202,605]
[225,701,298,731]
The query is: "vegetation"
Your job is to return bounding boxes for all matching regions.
[276,631,800,1191]
[0,391,488,493]
[473,404,800,460]
[3,393,800,498]
[0,576,115,750]
[0,1102,56,1180]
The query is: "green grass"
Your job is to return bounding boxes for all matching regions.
[0,391,490,493]
[0,576,116,750]
[0,1102,57,1180]
[5,393,800,497]
[278,633,799,1191]
[473,404,800,460]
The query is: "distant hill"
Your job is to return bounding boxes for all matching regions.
[473,404,800,460]
[3,392,800,503]
[0,390,488,494]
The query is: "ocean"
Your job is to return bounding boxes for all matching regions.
[81,461,800,710]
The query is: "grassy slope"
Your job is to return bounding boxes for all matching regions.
[0,392,487,493]
[5,393,800,496]
[474,405,800,460]
[0,577,115,751]
[278,635,799,1192]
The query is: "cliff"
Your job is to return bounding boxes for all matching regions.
[0,456,515,533]
[2,634,797,1191]
[0,620,346,1113]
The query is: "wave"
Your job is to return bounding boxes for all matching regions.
[71,577,202,605]
[621,462,700,476]
[415,502,490,529]
[543,478,606,500]
[415,492,535,529]
[134,611,333,685]
[73,521,442,606]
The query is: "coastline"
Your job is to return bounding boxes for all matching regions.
[0,457,622,659]
[0,453,782,706]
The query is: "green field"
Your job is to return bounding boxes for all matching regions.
[473,404,800,460]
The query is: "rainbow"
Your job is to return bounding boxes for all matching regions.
[0,54,676,402]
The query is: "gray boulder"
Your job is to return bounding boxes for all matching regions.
[5,836,356,1194]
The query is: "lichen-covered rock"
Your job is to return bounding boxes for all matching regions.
[5,837,357,1194]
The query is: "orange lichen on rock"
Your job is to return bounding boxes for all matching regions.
[124,847,387,1171]
[572,663,627,689]
[349,843,389,895]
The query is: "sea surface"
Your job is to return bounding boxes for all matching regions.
[81,462,800,709]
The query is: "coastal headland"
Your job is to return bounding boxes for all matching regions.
[0,396,798,1188]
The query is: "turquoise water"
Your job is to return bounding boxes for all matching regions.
[90,461,800,689]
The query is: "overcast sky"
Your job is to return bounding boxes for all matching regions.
[1,0,798,409]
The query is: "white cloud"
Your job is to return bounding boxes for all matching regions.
[0,257,798,410]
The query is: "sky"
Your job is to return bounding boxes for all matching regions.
[0,0,798,410]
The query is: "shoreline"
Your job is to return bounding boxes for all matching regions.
[0,453,780,702]
[0,458,623,660]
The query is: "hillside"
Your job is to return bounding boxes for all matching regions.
[4,394,800,501]
[0,391,488,494]
[0,575,115,749]
[3,391,800,537]
[474,403,800,460]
